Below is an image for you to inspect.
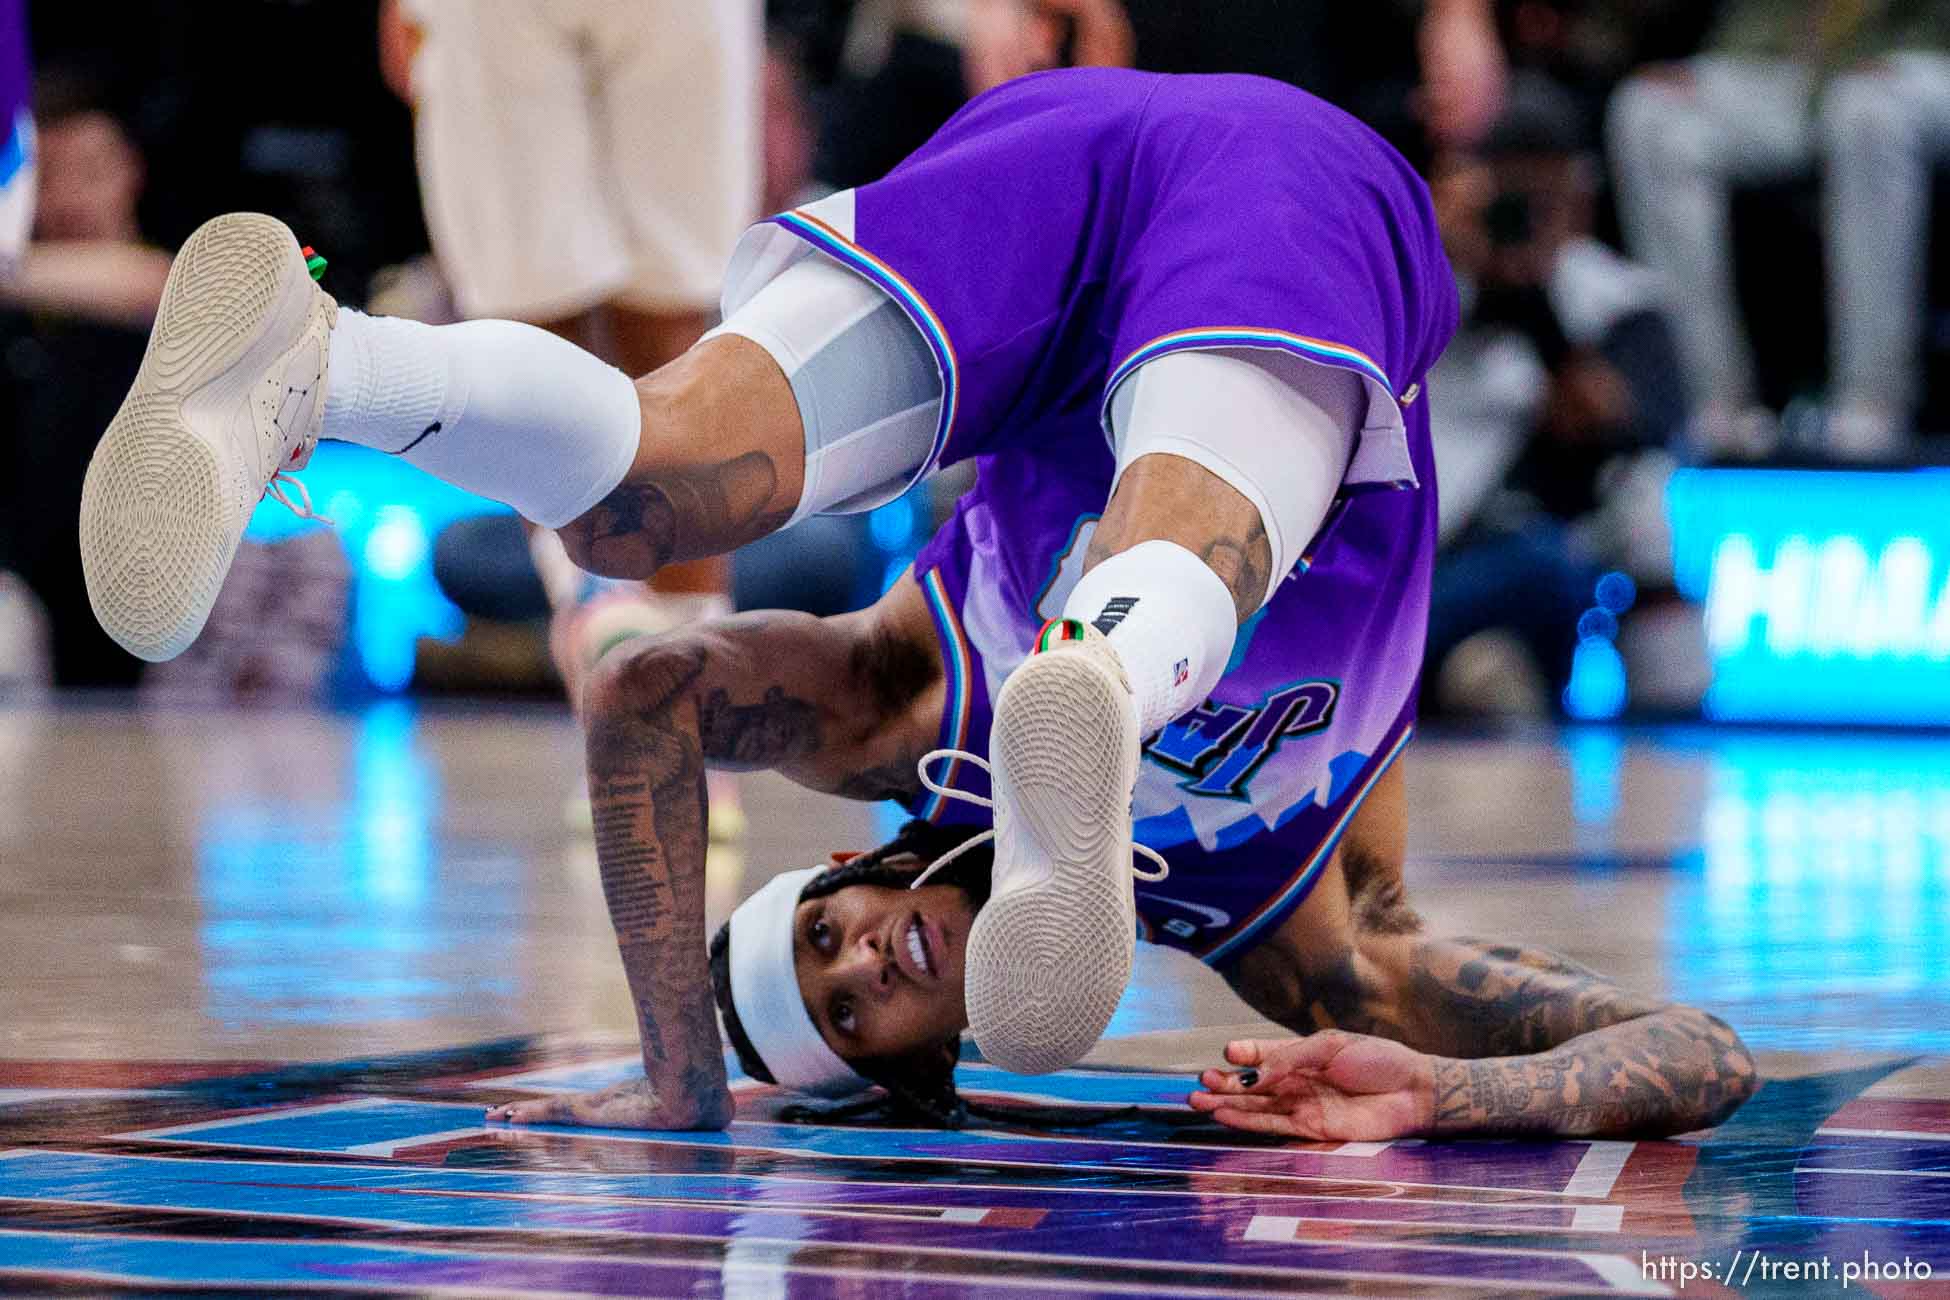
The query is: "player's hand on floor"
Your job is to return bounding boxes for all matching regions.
[486,1077,729,1131]
[1188,1031,1435,1141]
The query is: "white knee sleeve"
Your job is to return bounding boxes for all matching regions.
[1108,348,1363,609]
[708,253,941,524]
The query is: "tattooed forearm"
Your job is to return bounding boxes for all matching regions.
[563,451,793,578]
[1427,1007,1758,1137]
[1233,930,1758,1135]
[583,644,730,1128]
[698,686,821,768]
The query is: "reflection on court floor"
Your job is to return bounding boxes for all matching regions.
[5,707,1950,1294]
[0,1041,1945,1296]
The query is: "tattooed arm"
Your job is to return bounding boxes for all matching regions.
[489,584,944,1130]
[1201,933,1758,1139]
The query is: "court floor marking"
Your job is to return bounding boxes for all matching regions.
[0,1150,1638,1242]
[0,1198,1669,1295]
[158,1130,1600,1201]
[1817,1126,1950,1143]
[1563,1142,1637,1198]
[111,1099,1609,1200]
[0,1089,154,1107]
[5,1146,1639,1229]
[116,1096,396,1141]
[1242,1204,1625,1241]
[344,1126,498,1157]
[0,1228,1318,1300]
[1580,1252,1667,1294]
[0,1155,1668,1292]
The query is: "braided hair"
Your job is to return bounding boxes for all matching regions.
[710,819,1142,1130]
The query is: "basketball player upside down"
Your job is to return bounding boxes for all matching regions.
[80,69,1756,1138]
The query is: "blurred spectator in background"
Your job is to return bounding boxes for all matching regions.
[1425,75,1684,716]
[797,0,1131,190]
[1123,0,1507,168]
[1608,0,1950,461]
[383,0,763,701]
[776,0,1514,192]
[763,32,829,214]
[0,64,350,703]
[0,68,163,689]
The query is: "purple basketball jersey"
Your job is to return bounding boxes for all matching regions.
[719,70,1457,966]
[0,0,31,268]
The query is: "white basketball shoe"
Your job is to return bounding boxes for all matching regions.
[80,213,336,663]
[959,618,1166,1074]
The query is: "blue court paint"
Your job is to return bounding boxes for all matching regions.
[126,1098,1602,1195]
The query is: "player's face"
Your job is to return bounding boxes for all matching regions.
[792,857,974,1067]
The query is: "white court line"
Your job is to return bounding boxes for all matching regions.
[1570,1205,1626,1232]
[0,1089,153,1107]
[1244,1208,1622,1241]
[115,1096,391,1142]
[1564,1141,1636,1198]
[1799,1167,1950,1179]
[1818,1126,1950,1143]
[1244,1215,1302,1243]
[344,1126,494,1157]
[1575,1252,1672,1296]
[1327,1141,1392,1158]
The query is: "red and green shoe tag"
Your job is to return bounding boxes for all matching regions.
[1035,618,1088,653]
[301,245,328,282]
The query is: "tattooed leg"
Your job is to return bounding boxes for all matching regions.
[557,334,805,580]
[1084,453,1273,623]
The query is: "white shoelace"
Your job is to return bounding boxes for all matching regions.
[263,469,331,523]
[262,433,331,524]
[907,748,1170,890]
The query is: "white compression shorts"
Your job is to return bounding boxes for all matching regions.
[712,253,1361,602]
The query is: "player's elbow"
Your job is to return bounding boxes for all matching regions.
[581,635,704,731]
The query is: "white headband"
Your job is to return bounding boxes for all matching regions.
[726,866,871,1098]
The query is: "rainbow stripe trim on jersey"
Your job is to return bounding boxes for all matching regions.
[1200,722,1415,967]
[919,568,975,822]
[770,209,960,477]
[1104,328,1396,408]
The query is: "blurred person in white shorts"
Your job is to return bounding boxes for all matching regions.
[386,0,763,705]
